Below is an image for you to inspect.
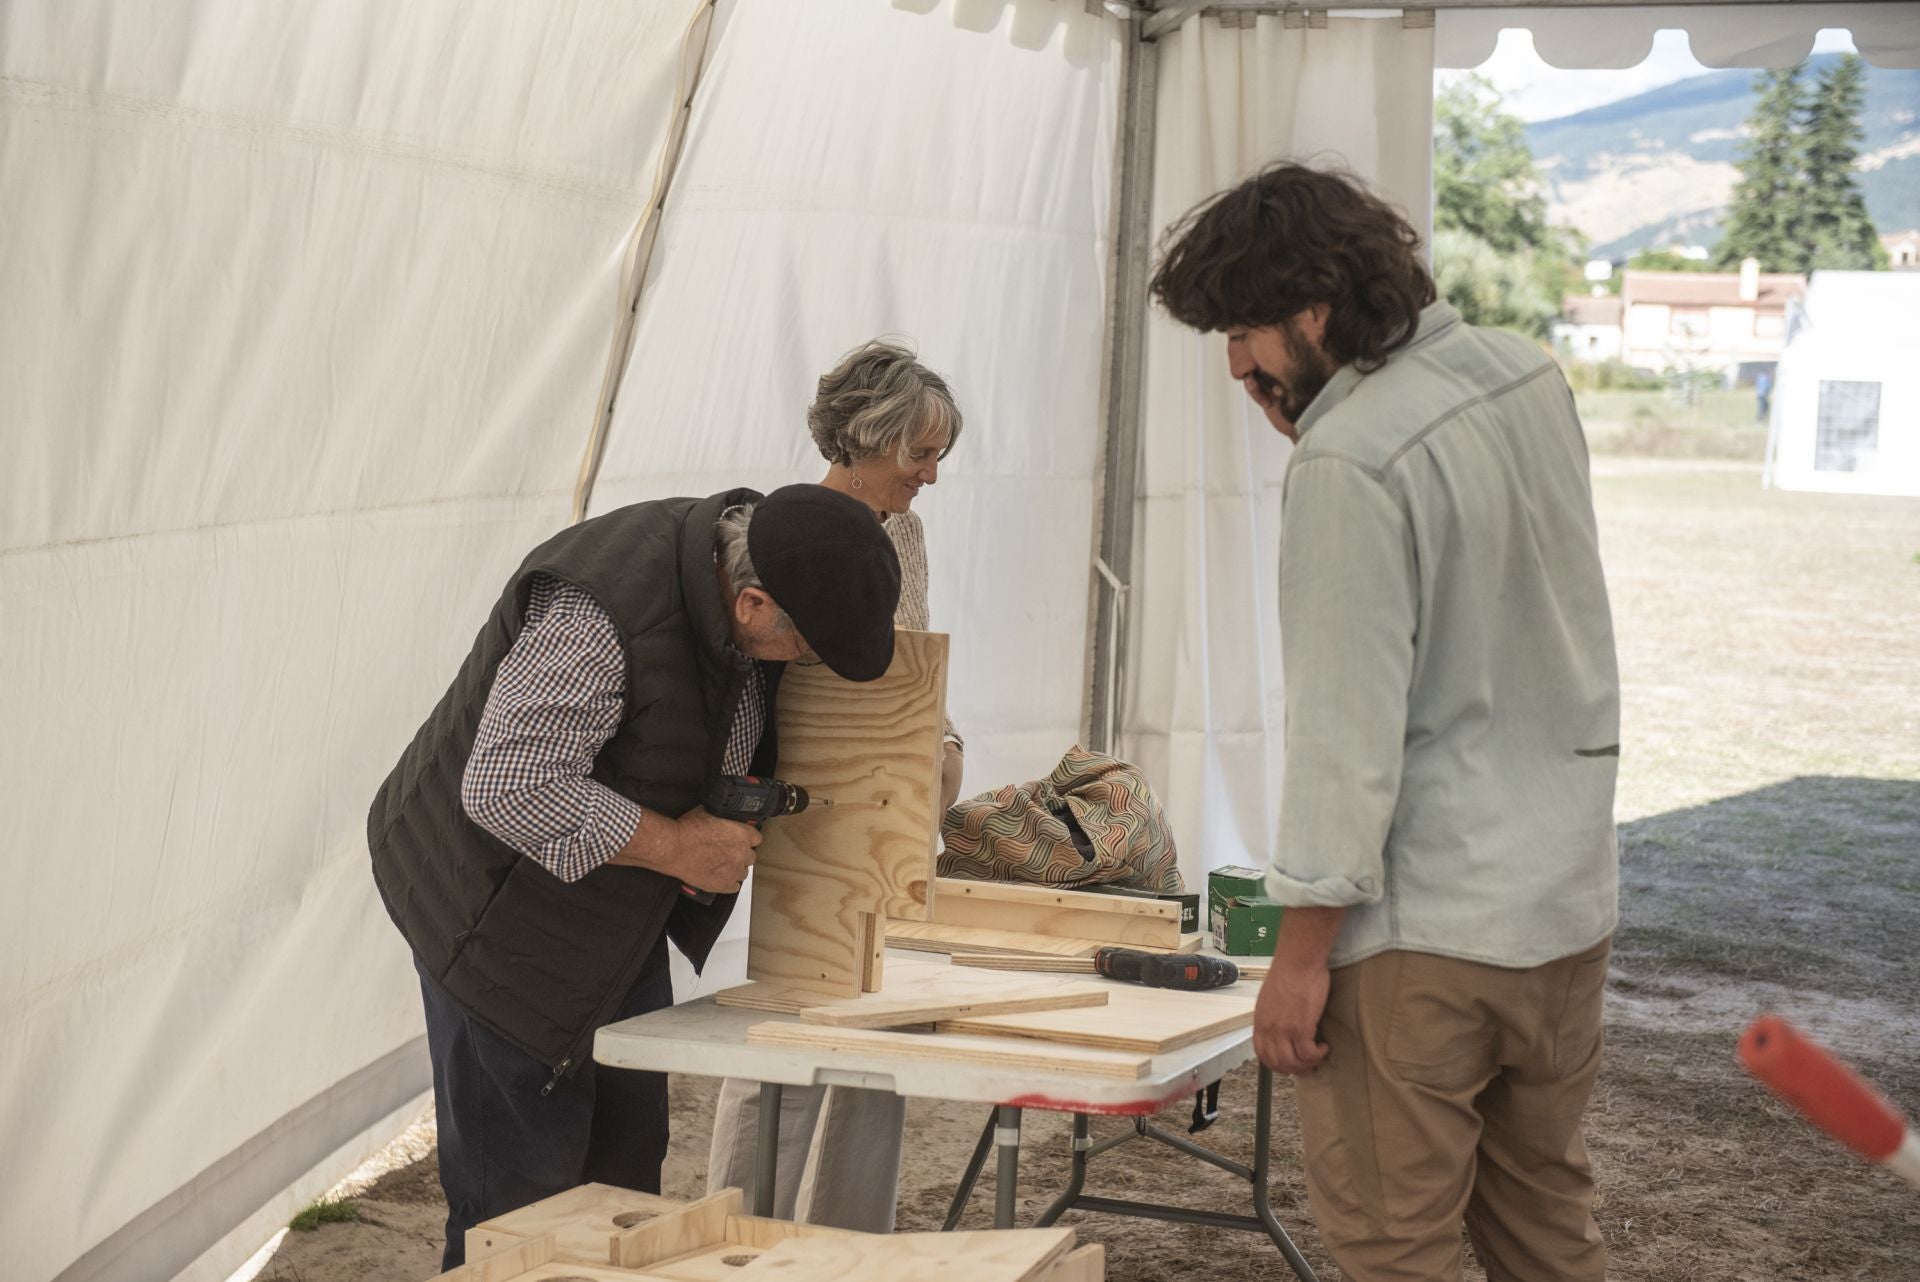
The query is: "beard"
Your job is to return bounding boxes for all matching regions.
[1269,318,1336,424]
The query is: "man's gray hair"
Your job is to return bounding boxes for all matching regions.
[808,339,964,468]
[715,503,793,631]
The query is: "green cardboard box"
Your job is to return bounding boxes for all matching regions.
[1209,865,1283,956]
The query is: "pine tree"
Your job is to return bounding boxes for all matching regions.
[1798,55,1889,271]
[1715,68,1805,271]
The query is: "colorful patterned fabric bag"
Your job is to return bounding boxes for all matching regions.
[938,745,1183,893]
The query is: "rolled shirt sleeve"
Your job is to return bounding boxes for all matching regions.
[460,580,643,883]
[1266,455,1417,909]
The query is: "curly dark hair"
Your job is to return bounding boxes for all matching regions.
[1149,163,1436,373]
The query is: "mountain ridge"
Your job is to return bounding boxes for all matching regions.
[1522,53,1920,259]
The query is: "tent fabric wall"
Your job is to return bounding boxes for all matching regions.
[585,0,1122,990]
[1123,14,1436,895]
[0,3,702,1279]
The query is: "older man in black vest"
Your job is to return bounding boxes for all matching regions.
[368,484,900,1268]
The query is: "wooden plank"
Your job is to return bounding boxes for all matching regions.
[748,631,947,997]
[886,921,1105,958]
[732,1228,1077,1281]
[1038,1244,1106,1282]
[471,1183,681,1264]
[724,1216,862,1248]
[645,1243,771,1280]
[860,911,884,991]
[611,1188,742,1269]
[798,983,1108,1029]
[887,921,1206,959]
[933,878,1180,948]
[939,983,1257,1054]
[745,1021,1152,1080]
[428,1235,553,1282]
[936,878,1179,918]
[719,954,1096,1018]
[948,954,1271,981]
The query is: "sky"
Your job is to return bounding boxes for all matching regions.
[1440,27,1861,122]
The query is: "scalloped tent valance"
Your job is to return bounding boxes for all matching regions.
[1435,3,1920,70]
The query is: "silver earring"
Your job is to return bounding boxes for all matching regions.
[850,474,863,489]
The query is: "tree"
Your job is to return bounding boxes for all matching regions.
[1431,76,1582,338]
[1715,68,1806,271]
[1799,55,1890,271]
[1433,76,1553,253]
[1431,228,1560,336]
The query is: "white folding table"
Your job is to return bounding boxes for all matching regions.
[593,971,1319,1281]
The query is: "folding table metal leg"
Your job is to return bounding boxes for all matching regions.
[942,1111,998,1230]
[1252,1067,1319,1282]
[994,1104,1023,1229]
[1033,1113,1091,1227]
[752,1081,783,1218]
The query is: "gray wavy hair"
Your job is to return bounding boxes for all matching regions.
[807,339,964,468]
[715,504,792,632]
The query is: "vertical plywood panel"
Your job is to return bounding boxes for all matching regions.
[748,631,946,995]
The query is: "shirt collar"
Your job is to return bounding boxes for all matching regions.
[1292,301,1461,441]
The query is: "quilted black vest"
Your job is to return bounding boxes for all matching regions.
[367,490,778,1075]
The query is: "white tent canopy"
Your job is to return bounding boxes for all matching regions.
[6,3,1918,1280]
[1766,272,1920,497]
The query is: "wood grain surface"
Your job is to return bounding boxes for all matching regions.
[938,981,1257,1054]
[732,1227,1077,1281]
[744,1021,1152,1079]
[930,878,1181,948]
[747,630,947,996]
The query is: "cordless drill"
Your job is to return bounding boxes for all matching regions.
[678,775,828,904]
[1093,947,1240,991]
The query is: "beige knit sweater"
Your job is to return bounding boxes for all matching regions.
[884,509,961,749]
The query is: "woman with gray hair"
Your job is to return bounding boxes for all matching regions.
[811,338,965,809]
[705,339,967,1232]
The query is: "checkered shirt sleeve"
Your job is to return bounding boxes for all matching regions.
[460,576,643,882]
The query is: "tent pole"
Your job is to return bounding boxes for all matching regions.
[1087,13,1161,758]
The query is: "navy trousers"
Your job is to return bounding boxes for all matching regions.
[417,944,674,1269]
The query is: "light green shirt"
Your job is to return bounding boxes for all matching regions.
[1265,303,1620,969]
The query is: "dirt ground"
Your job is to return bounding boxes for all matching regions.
[262,458,1920,1281]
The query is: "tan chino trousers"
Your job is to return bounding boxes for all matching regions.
[1294,937,1612,1282]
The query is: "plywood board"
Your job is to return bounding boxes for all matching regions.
[610,1188,742,1269]
[718,954,1092,1016]
[799,983,1107,1029]
[745,1021,1152,1080]
[429,1235,554,1282]
[887,921,1206,960]
[932,878,1181,948]
[646,1243,772,1281]
[734,1227,1076,1281]
[1040,1244,1107,1282]
[724,1216,861,1249]
[471,1183,681,1264]
[748,630,947,996]
[939,982,1257,1054]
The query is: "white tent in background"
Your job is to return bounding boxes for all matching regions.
[1767,271,1920,498]
[5,3,1919,1280]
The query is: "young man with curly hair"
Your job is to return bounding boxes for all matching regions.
[1152,163,1620,1282]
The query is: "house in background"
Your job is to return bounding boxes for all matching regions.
[1618,260,1805,381]
[1552,292,1623,363]
[1881,229,1920,270]
[1767,271,1920,498]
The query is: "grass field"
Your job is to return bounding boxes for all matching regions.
[262,458,1920,1282]
[1575,388,1771,460]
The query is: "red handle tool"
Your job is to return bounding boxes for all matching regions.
[1738,1014,1920,1188]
